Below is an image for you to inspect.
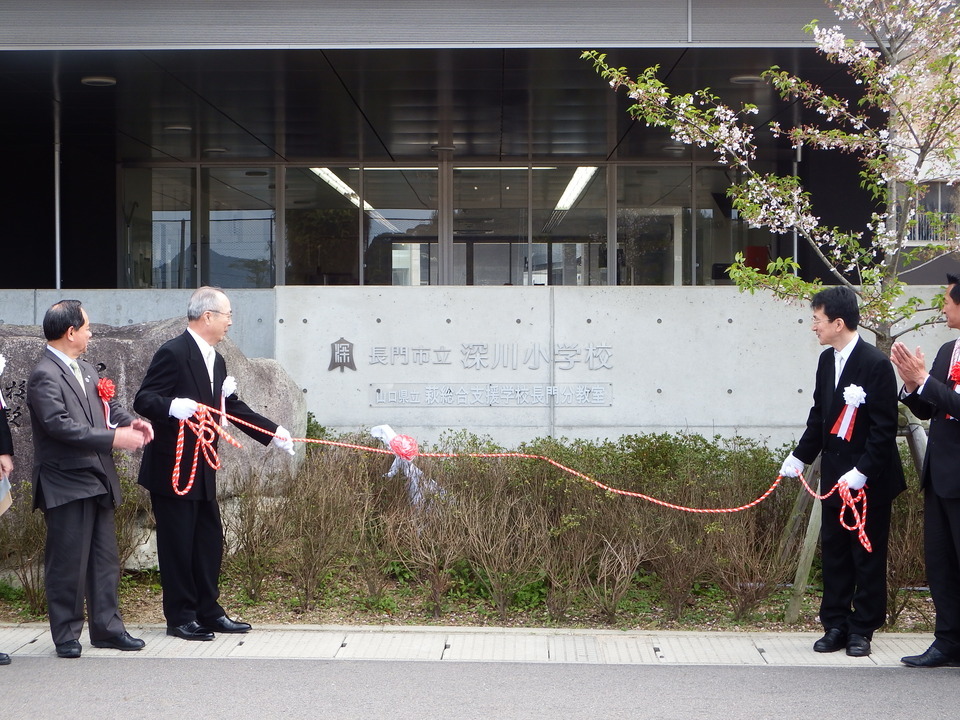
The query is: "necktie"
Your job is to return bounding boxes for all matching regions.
[834,351,844,388]
[69,360,84,388]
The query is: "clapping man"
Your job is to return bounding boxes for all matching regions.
[779,286,905,657]
[891,273,960,668]
[135,286,294,641]
[27,300,154,659]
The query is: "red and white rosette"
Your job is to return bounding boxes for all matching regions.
[96,377,119,429]
[830,383,865,441]
[371,424,440,508]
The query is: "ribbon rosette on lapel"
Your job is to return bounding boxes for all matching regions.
[947,363,960,421]
[830,384,866,441]
[97,377,119,429]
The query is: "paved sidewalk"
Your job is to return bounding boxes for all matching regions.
[0,622,932,666]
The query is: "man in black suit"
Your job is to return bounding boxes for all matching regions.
[1,378,14,666]
[892,273,960,668]
[135,286,294,641]
[779,286,905,658]
[26,300,154,658]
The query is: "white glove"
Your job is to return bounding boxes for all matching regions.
[169,397,199,420]
[839,468,868,491]
[221,375,237,397]
[779,453,805,478]
[271,425,296,456]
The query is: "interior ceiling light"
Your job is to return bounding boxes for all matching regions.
[203,147,228,153]
[542,166,598,232]
[81,76,116,87]
[245,170,269,177]
[164,124,193,132]
[661,143,687,155]
[730,74,764,85]
[554,167,598,212]
[310,167,401,233]
[430,145,456,152]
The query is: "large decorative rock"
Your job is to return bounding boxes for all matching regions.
[0,317,305,500]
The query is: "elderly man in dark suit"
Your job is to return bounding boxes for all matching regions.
[892,273,960,668]
[779,285,905,658]
[1,381,14,666]
[135,286,294,641]
[27,300,154,659]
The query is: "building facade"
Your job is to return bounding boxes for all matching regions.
[0,1,953,446]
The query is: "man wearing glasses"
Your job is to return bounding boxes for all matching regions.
[779,285,904,658]
[135,286,295,641]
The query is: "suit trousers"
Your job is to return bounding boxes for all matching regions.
[818,496,892,638]
[150,492,226,626]
[925,490,960,658]
[43,496,125,645]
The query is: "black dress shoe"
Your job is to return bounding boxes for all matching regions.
[901,645,959,668]
[166,621,215,641]
[91,631,145,651]
[813,628,847,653]
[846,633,871,657]
[0,651,10,665]
[55,640,82,659]
[198,615,252,634]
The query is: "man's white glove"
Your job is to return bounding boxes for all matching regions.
[779,453,805,478]
[221,375,237,398]
[271,425,296,456]
[839,468,868,491]
[169,397,199,420]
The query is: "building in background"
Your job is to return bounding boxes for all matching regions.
[0,1,954,444]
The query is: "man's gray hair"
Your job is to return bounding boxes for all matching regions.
[187,286,228,320]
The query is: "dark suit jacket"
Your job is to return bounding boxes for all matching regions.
[900,340,960,498]
[134,331,277,501]
[26,350,134,511]
[794,338,906,507]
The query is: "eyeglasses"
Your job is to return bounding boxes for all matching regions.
[811,316,835,326]
[208,310,233,318]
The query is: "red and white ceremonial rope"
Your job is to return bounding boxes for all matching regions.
[796,469,871,552]
[172,404,871,550]
[171,404,243,495]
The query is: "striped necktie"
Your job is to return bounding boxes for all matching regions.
[69,360,84,388]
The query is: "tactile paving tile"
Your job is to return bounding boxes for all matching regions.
[594,635,661,664]
[650,633,766,665]
[336,631,447,660]
[228,630,345,658]
[0,625,51,657]
[548,634,601,663]
[442,632,550,662]
[752,634,878,666]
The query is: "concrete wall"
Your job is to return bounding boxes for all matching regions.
[2,286,953,450]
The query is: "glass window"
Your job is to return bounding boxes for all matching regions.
[694,166,772,285]
[531,167,606,286]
[453,168,529,285]
[914,181,960,245]
[120,167,195,289]
[202,168,276,288]
[362,169,438,285]
[285,167,360,285]
[616,166,690,285]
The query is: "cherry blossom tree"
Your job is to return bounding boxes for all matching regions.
[584,0,960,352]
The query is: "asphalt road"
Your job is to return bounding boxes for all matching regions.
[2,658,956,720]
